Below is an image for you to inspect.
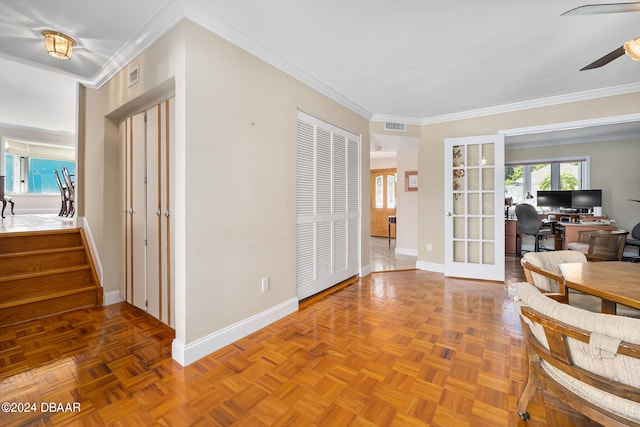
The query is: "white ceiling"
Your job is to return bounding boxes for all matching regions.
[1,1,639,136]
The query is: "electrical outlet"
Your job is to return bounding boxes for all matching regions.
[426,243,433,252]
[261,277,269,292]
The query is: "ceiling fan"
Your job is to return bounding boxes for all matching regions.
[562,2,640,70]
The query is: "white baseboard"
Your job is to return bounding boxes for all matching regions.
[103,290,124,305]
[417,260,444,273]
[80,217,104,286]
[360,264,372,277]
[172,297,299,366]
[395,247,418,256]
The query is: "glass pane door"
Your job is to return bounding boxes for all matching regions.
[445,135,504,281]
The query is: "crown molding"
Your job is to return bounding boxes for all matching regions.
[420,82,640,125]
[84,0,185,89]
[181,1,373,120]
[83,0,374,119]
[369,114,422,125]
[79,0,640,124]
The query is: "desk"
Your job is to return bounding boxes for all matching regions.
[559,261,640,314]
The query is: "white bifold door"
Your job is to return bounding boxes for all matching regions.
[296,111,360,300]
[122,98,175,327]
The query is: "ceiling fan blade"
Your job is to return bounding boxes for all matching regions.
[562,2,640,15]
[580,45,626,70]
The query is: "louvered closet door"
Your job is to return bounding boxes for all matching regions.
[346,136,360,277]
[296,111,360,300]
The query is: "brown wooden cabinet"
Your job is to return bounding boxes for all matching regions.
[505,219,521,254]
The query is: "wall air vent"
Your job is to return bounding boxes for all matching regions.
[128,64,140,87]
[384,122,406,132]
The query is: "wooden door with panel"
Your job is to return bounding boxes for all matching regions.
[370,168,397,238]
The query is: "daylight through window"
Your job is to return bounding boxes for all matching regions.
[3,140,75,194]
[505,157,589,208]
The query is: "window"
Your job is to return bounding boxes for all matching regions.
[4,140,75,194]
[505,157,589,207]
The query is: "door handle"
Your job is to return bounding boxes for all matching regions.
[446,212,452,217]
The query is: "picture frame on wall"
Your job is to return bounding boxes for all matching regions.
[405,170,418,191]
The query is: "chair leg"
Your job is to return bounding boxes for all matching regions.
[518,340,542,421]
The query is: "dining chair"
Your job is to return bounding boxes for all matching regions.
[515,281,640,425]
[54,169,69,217]
[1,175,15,219]
[520,250,596,306]
[61,167,75,217]
[568,229,628,261]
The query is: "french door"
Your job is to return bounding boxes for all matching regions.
[296,111,360,300]
[122,98,175,327]
[444,135,504,281]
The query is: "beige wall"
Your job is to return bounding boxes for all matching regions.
[418,92,640,266]
[506,137,640,234]
[182,22,369,342]
[4,194,59,213]
[370,157,396,170]
[80,20,369,355]
[396,149,418,254]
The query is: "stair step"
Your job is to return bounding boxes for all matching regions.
[0,246,85,259]
[0,285,98,309]
[0,264,91,284]
[0,290,98,327]
[0,247,87,276]
[0,227,102,326]
[0,229,84,255]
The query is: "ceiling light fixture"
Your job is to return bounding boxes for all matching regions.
[624,37,640,61]
[42,30,76,60]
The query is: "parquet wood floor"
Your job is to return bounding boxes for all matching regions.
[0,257,597,426]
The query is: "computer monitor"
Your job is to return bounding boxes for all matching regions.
[571,189,602,209]
[536,190,572,208]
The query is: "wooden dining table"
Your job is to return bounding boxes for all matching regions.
[559,261,640,314]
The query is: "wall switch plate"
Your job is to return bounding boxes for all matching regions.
[261,277,269,292]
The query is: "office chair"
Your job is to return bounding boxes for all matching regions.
[515,203,553,252]
[625,223,640,261]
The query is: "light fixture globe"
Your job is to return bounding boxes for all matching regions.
[624,37,640,61]
[42,30,76,60]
